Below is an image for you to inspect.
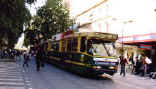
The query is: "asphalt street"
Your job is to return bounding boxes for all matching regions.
[0,57,156,89]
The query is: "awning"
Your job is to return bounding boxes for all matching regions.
[117,33,156,45]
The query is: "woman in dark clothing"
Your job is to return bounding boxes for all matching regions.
[120,56,128,77]
[23,52,29,67]
[40,44,47,68]
[135,57,142,75]
[36,47,42,71]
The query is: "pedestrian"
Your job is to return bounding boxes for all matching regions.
[135,56,142,75]
[120,56,128,77]
[132,56,138,73]
[140,54,147,76]
[129,56,135,73]
[40,44,46,68]
[23,52,29,67]
[16,50,20,62]
[36,47,42,71]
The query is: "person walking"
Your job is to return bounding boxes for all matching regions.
[36,47,42,71]
[23,52,29,67]
[120,56,128,77]
[129,56,135,73]
[141,55,152,76]
[132,56,138,73]
[40,44,46,68]
[140,54,147,76]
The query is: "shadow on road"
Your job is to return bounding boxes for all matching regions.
[46,62,114,83]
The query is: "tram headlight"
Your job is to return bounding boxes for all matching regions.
[109,66,115,69]
[93,66,102,69]
[109,59,118,62]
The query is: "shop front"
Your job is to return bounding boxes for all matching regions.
[117,33,156,71]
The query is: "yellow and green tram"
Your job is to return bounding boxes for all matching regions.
[47,31,119,76]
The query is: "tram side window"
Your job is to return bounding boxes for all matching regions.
[67,39,72,52]
[62,40,66,52]
[80,37,86,52]
[52,41,59,51]
[72,38,78,52]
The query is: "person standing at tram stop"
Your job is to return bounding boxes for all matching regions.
[120,56,128,77]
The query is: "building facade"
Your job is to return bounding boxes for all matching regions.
[65,0,156,70]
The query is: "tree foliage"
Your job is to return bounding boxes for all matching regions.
[25,0,73,45]
[37,5,73,38]
[0,0,34,48]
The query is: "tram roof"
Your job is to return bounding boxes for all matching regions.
[75,32,117,40]
[51,31,118,41]
[76,32,117,37]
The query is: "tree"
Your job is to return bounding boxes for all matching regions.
[25,0,73,45]
[37,0,73,38]
[0,0,35,49]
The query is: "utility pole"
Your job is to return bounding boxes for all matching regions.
[121,20,134,57]
[106,4,109,33]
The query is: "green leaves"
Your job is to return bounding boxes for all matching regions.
[0,0,32,48]
[25,0,73,44]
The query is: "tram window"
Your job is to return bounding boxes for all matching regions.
[72,38,78,52]
[80,37,86,52]
[87,40,93,55]
[67,39,72,52]
[52,41,59,51]
[62,40,66,52]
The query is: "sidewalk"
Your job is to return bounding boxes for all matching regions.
[114,65,156,82]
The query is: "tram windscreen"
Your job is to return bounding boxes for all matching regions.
[88,41,116,57]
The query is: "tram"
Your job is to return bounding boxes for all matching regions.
[47,30,119,76]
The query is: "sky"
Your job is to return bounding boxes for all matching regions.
[26,0,47,16]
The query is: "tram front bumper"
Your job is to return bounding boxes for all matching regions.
[92,66,118,75]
